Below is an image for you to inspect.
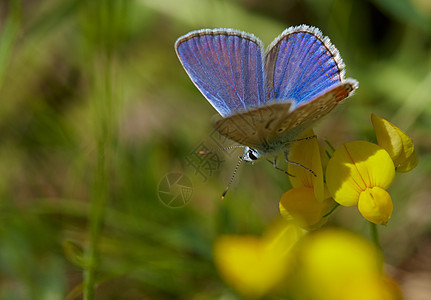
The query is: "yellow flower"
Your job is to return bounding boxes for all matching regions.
[358,187,393,225]
[296,228,402,300]
[279,130,336,229]
[213,220,303,298]
[280,187,334,230]
[371,113,418,172]
[287,129,324,202]
[326,141,395,224]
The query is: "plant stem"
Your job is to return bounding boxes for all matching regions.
[0,0,21,89]
[83,52,113,300]
[370,222,381,250]
[82,2,122,297]
[322,203,339,218]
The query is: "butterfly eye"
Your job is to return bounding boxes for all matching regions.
[248,151,257,160]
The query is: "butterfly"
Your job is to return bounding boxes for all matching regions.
[175,25,358,197]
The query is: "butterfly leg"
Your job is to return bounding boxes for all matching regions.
[284,151,317,177]
[266,158,293,176]
[288,135,317,143]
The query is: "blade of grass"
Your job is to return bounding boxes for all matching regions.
[82,15,115,300]
[0,0,21,89]
[82,0,128,296]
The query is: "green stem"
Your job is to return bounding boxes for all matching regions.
[81,2,122,297]
[370,222,381,250]
[324,139,336,153]
[0,0,21,89]
[83,50,113,300]
[322,203,339,218]
[84,139,110,298]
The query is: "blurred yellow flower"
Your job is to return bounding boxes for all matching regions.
[213,220,303,298]
[371,113,418,172]
[326,141,395,224]
[279,129,336,229]
[297,229,402,300]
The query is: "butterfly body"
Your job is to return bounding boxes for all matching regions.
[175,25,358,166]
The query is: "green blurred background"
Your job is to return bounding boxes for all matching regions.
[0,0,430,299]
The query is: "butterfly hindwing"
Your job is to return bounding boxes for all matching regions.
[265,25,345,107]
[213,101,293,149]
[214,80,357,152]
[265,81,357,146]
[175,29,265,117]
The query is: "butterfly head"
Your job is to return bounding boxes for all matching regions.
[243,147,261,163]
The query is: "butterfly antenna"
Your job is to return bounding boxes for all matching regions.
[221,155,245,199]
[199,145,245,155]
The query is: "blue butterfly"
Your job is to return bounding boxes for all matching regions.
[175,25,358,196]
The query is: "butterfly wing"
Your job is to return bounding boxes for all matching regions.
[213,101,293,148]
[175,29,265,117]
[265,25,345,107]
[264,80,358,147]
[178,26,359,155]
[214,80,357,152]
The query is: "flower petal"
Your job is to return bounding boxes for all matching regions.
[213,221,302,297]
[358,187,393,225]
[298,229,399,300]
[279,187,335,230]
[371,113,418,172]
[214,235,273,297]
[288,129,324,202]
[262,219,305,255]
[396,149,418,173]
[326,141,395,206]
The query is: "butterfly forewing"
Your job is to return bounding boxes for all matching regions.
[175,29,265,117]
[265,25,345,107]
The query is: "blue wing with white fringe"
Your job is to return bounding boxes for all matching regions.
[175,29,265,117]
[175,25,358,156]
